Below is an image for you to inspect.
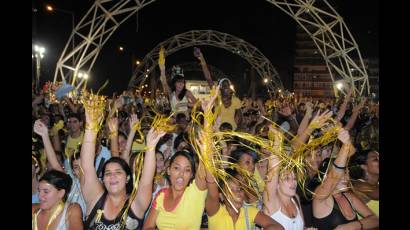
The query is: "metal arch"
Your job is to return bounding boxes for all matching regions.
[53,0,157,90]
[127,30,282,92]
[54,0,370,97]
[265,0,370,97]
[165,62,233,80]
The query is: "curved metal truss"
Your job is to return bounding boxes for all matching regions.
[165,62,233,81]
[266,0,370,96]
[54,0,370,97]
[128,30,282,92]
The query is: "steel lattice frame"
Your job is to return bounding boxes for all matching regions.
[128,30,282,92]
[54,0,370,97]
[165,62,233,81]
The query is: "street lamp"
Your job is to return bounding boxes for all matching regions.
[33,45,45,91]
[263,78,268,84]
[77,71,89,90]
[336,82,343,90]
[334,80,346,98]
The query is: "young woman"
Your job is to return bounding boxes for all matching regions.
[32,170,83,230]
[159,61,197,115]
[351,149,379,217]
[312,129,379,230]
[206,168,284,230]
[143,150,208,229]
[80,102,165,230]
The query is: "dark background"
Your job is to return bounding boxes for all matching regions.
[32,0,378,96]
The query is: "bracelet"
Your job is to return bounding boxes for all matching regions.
[332,161,346,170]
[146,146,156,152]
[357,220,363,230]
[109,131,118,138]
[85,123,100,133]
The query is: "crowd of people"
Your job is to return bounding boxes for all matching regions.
[32,48,379,230]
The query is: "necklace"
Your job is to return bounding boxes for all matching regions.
[33,201,65,230]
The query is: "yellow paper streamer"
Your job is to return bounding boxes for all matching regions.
[159,46,165,65]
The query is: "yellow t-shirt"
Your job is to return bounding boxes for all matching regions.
[65,132,84,158]
[152,180,207,230]
[358,199,379,220]
[357,200,379,221]
[220,97,242,130]
[367,199,379,217]
[208,204,259,230]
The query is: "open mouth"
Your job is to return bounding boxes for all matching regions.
[109,181,119,186]
[175,177,184,185]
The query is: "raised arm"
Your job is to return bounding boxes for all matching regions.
[194,47,214,88]
[196,86,220,191]
[62,96,79,113]
[313,128,355,201]
[277,102,299,135]
[33,120,64,172]
[344,98,366,131]
[185,90,198,106]
[32,94,44,118]
[158,47,171,98]
[107,117,120,157]
[204,166,220,216]
[50,120,64,152]
[132,128,166,216]
[291,110,333,149]
[263,127,282,214]
[336,87,353,121]
[334,193,378,230]
[296,102,313,136]
[121,114,140,164]
[80,97,105,211]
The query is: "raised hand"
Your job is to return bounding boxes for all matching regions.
[201,85,220,113]
[33,119,49,137]
[146,128,166,149]
[308,109,333,130]
[278,103,293,117]
[193,47,203,60]
[83,95,106,133]
[107,117,118,134]
[129,113,140,131]
[352,97,367,113]
[345,87,353,98]
[337,128,351,145]
[114,96,124,109]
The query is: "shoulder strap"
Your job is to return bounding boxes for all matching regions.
[85,191,107,228]
[292,196,301,209]
[96,157,106,178]
[342,192,359,216]
[244,205,254,230]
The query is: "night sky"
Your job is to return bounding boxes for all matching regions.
[32,0,378,96]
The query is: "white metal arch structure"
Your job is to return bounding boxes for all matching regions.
[54,0,369,96]
[128,30,282,91]
[265,0,370,96]
[165,62,233,81]
[52,0,156,89]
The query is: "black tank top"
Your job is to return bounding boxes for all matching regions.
[85,191,143,230]
[312,192,358,230]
